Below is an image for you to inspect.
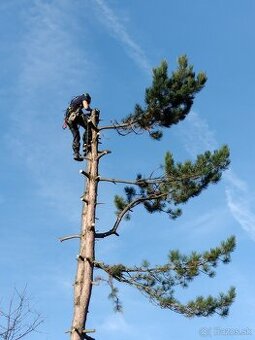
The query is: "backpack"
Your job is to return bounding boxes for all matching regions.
[69,95,84,111]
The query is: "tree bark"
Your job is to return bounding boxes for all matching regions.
[71,110,99,340]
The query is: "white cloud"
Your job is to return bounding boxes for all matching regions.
[225,188,255,241]
[6,0,151,223]
[93,0,151,75]
[181,207,229,236]
[179,111,255,241]
[178,111,218,157]
[6,0,92,223]
[17,0,89,100]
[224,170,248,192]
[224,168,255,240]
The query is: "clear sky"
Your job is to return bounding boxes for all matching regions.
[1,0,255,339]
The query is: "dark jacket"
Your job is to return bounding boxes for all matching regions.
[69,94,87,111]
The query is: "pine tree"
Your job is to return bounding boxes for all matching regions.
[61,55,236,340]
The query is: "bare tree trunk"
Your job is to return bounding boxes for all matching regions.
[71,110,99,340]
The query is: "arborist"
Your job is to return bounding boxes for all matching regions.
[63,92,92,161]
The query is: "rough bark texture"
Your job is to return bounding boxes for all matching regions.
[71,110,99,340]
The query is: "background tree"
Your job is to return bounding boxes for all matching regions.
[60,55,236,340]
[0,288,43,340]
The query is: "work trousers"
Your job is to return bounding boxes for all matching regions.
[67,112,91,153]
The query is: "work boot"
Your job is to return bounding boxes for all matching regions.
[73,152,83,161]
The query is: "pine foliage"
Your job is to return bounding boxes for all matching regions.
[121,55,207,139]
[95,237,236,317]
[114,145,230,219]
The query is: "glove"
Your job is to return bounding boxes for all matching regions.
[62,120,67,129]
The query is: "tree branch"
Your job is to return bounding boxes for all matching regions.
[95,193,166,238]
[98,177,140,185]
[80,170,90,178]
[98,170,216,186]
[59,234,81,242]
[97,150,112,160]
[93,235,236,316]
[98,175,169,186]
[99,121,135,131]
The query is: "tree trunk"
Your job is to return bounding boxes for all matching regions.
[71,110,99,340]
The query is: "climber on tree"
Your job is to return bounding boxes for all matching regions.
[63,92,92,161]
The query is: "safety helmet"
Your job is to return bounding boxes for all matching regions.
[84,92,91,104]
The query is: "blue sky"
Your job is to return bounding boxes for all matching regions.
[0,0,255,339]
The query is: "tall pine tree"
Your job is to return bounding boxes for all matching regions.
[61,55,235,340]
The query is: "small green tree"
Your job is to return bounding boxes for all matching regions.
[61,55,235,340]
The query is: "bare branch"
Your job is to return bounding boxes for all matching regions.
[98,117,144,136]
[98,175,166,185]
[95,193,166,238]
[98,177,139,185]
[59,234,81,242]
[99,121,133,131]
[0,288,43,340]
[99,168,220,186]
[80,170,90,178]
[97,150,111,160]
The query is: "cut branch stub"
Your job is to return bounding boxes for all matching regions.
[80,170,90,178]
[59,234,81,242]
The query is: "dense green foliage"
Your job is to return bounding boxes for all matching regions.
[115,145,230,219]
[121,55,207,139]
[95,236,236,317]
